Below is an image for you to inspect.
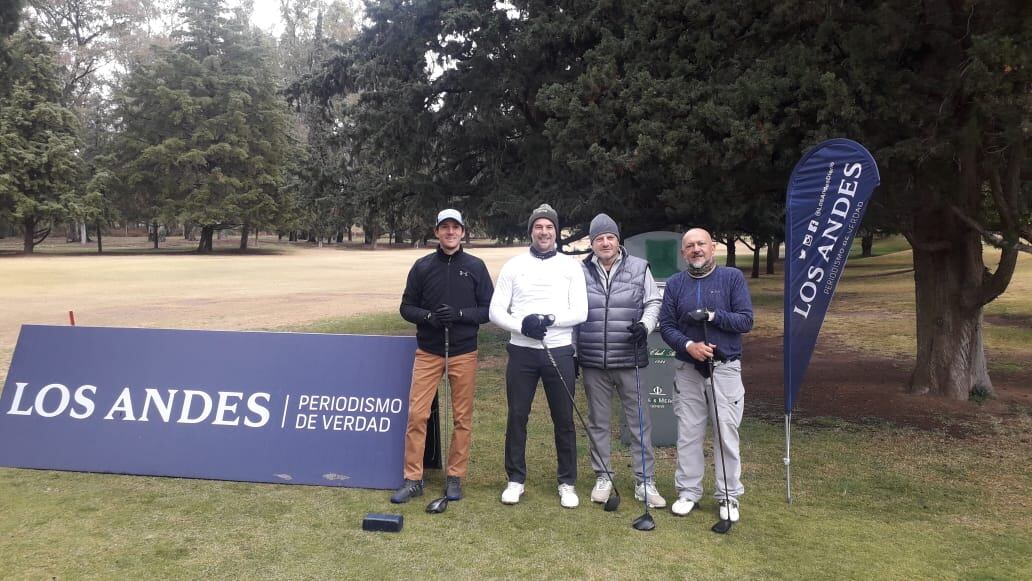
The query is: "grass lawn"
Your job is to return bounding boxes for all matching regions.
[1,313,1029,579]
[0,237,1029,578]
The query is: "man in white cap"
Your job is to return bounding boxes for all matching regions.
[391,209,494,504]
[489,203,588,508]
[576,213,666,510]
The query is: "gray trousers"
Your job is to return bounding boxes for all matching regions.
[582,367,655,483]
[672,359,745,501]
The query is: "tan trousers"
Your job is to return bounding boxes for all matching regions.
[403,348,478,480]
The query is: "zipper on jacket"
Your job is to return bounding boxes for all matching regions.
[602,263,613,368]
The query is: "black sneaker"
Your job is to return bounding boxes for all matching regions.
[445,476,463,501]
[390,479,424,504]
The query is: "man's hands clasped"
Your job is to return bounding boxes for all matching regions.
[521,314,554,340]
[427,304,460,328]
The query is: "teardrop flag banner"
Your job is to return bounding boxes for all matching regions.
[783,138,880,502]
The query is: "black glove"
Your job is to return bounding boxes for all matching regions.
[521,314,548,340]
[434,304,459,326]
[627,321,648,346]
[424,311,444,329]
[686,308,710,325]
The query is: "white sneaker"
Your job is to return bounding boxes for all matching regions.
[719,498,740,522]
[501,482,525,505]
[558,483,579,508]
[590,476,613,503]
[634,481,667,509]
[671,495,696,516]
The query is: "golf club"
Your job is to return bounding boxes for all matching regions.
[537,317,620,512]
[631,348,655,531]
[691,309,734,534]
[426,326,451,514]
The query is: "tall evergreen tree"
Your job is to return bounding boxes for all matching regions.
[114,0,291,252]
[0,28,81,253]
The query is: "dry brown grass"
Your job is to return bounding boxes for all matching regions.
[0,242,525,378]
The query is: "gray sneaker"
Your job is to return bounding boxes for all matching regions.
[445,476,463,501]
[390,479,424,503]
[634,481,667,508]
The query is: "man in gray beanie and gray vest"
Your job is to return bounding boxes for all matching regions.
[576,213,666,509]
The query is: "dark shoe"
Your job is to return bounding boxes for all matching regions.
[445,476,463,501]
[390,479,424,503]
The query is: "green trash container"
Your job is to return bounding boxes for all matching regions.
[618,232,687,448]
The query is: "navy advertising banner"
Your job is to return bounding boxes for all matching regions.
[784,139,879,413]
[0,325,416,489]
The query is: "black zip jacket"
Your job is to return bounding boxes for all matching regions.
[399,246,494,356]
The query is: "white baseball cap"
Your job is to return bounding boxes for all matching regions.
[436,208,464,228]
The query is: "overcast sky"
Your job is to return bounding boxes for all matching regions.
[244,0,286,36]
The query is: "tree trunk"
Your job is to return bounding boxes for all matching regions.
[96,220,103,254]
[79,222,87,245]
[152,220,159,249]
[347,227,353,242]
[336,230,344,243]
[724,235,736,267]
[751,242,760,279]
[908,208,994,400]
[862,232,874,257]
[22,216,35,253]
[197,226,214,253]
[240,221,250,250]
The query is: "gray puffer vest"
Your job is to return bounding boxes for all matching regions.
[578,250,649,369]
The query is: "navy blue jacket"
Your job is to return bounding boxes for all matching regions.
[659,266,753,362]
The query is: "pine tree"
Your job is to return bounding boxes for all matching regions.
[114,0,290,252]
[0,28,82,253]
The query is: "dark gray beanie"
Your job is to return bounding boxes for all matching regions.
[589,213,620,243]
[527,203,559,235]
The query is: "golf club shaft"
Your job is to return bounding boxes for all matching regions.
[633,360,650,516]
[702,322,733,511]
[541,342,619,492]
[442,326,450,475]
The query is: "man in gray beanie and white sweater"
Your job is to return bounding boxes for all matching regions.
[576,213,666,509]
[490,203,588,508]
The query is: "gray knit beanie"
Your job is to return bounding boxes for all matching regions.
[527,203,559,235]
[588,213,620,243]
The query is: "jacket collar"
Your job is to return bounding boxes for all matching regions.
[436,245,464,261]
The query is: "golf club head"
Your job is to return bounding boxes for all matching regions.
[425,497,449,514]
[711,519,733,534]
[688,308,709,323]
[632,513,656,531]
[603,490,620,512]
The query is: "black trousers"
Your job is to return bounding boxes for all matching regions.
[504,343,577,485]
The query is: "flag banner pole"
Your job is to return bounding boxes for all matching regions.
[784,412,792,504]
